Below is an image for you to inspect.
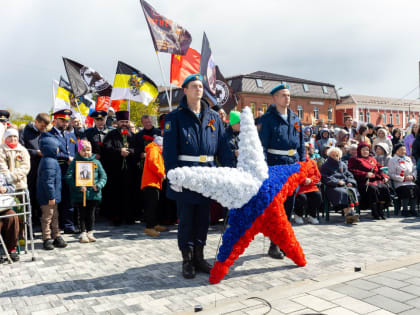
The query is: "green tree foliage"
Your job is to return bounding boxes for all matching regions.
[119,100,159,127]
[7,108,34,127]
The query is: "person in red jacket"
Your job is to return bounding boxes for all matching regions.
[294,143,322,224]
[348,142,390,220]
[141,136,167,237]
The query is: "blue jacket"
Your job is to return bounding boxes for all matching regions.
[163,96,231,203]
[37,133,62,206]
[43,127,77,172]
[258,105,304,166]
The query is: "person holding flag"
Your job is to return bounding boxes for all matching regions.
[42,109,78,234]
[163,74,232,279]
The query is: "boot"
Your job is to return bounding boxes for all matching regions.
[401,199,410,217]
[144,228,160,237]
[268,241,285,259]
[193,245,212,274]
[378,203,386,220]
[181,249,195,279]
[409,198,418,217]
[371,203,380,220]
[154,225,167,232]
[79,232,89,243]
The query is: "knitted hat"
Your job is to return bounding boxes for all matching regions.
[3,127,18,140]
[229,111,240,126]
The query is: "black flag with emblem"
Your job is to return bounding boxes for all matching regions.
[140,0,192,55]
[200,32,217,105]
[215,66,237,114]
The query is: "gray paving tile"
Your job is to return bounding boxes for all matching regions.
[371,286,416,302]
[363,294,414,313]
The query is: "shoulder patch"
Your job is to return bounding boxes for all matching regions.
[164,121,172,133]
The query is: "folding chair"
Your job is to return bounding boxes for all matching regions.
[0,189,35,264]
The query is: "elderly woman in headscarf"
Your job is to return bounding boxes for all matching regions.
[0,128,31,192]
[316,128,336,153]
[388,143,418,217]
[372,128,392,156]
[320,147,359,224]
[348,142,390,220]
[336,129,350,153]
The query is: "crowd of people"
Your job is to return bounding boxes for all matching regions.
[0,74,420,279]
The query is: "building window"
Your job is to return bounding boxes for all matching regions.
[262,104,268,113]
[396,113,400,125]
[313,107,319,120]
[250,102,256,116]
[328,107,333,121]
[174,90,179,97]
[366,112,370,123]
[255,79,263,88]
[303,84,309,92]
[359,111,364,122]
[382,113,386,124]
[322,86,328,94]
[389,113,393,125]
[228,79,233,86]
[297,105,303,119]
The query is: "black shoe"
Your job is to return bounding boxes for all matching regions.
[268,242,285,259]
[409,210,418,217]
[43,239,54,250]
[402,210,410,217]
[53,236,68,248]
[8,251,19,262]
[194,245,212,274]
[181,249,195,279]
[63,228,77,234]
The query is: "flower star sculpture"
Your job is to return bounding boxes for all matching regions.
[167,107,308,284]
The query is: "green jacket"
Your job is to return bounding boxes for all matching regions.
[65,153,107,205]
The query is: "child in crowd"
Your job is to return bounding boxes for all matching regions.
[65,140,107,243]
[141,136,166,237]
[374,143,390,168]
[37,133,67,250]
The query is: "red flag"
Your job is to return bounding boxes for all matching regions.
[110,99,125,111]
[96,96,111,111]
[170,48,201,87]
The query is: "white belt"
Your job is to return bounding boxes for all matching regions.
[178,155,214,163]
[267,149,297,156]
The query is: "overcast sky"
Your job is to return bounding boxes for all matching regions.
[1,0,420,116]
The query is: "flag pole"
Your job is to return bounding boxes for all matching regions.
[52,80,57,111]
[127,98,131,120]
[155,51,172,112]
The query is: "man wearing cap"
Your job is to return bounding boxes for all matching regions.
[44,109,78,233]
[258,83,304,259]
[0,110,10,143]
[163,74,231,279]
[84,110,112,161]
[102,110,137,225]
[386,123,394,137]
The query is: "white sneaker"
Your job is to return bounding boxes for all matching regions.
[87,231,96,242]
[307,216,319,225]
[294,215,304,224]
[79,232,89,243]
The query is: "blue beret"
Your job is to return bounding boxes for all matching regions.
[270,83,290,95]
[182,74,203,88]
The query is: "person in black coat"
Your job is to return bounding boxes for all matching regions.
[223,111,240,167]
[20,113,50,224]
[320,147,359,224]
[102,111,137,225]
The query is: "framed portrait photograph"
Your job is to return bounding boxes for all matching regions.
[75,161,94,187]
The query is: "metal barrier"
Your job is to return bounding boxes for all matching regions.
[0,189,35,263]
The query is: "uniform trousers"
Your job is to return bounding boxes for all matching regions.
[176,200,210,251]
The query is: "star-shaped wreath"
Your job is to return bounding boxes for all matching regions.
[168,107,308,284]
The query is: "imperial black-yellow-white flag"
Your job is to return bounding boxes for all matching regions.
[110,61,158,106]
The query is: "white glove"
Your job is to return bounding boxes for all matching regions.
[170,183,183,193]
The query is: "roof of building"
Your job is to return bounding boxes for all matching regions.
[158,70,339,106]
[339,94,420,107]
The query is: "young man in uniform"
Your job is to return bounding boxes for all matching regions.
[163,74,231,279]
[258,83,304,259]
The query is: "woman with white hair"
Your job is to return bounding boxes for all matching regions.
[0,128,31,191]
[372,128,392,156]
[320,146,359,224]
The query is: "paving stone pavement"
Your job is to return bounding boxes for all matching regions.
[1,211,420,314]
